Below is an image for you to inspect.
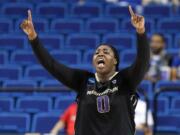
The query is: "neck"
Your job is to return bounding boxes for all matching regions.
[96,70,116,83]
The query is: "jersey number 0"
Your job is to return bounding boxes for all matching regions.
[97,95,110,113]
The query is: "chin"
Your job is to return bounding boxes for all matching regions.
[96,68,108,74]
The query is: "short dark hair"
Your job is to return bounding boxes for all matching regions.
[97,44,120,71]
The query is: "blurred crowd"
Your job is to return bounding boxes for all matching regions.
[77,0,180,6]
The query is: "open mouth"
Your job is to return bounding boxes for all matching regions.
[97,58,105,68]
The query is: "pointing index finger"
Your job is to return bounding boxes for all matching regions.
[28,10,32,22]
[128,5,135,17]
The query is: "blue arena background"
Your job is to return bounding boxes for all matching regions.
[0,0,180,135]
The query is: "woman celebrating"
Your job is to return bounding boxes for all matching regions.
[21,6,150,135]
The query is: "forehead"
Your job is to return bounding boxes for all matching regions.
[96,45,113,51]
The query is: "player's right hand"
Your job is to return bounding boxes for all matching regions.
[20,10,37,40]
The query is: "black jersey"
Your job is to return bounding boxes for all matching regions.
[30,33,150,135]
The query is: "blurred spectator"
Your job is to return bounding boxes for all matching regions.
[135,99,153,135]
[145,33,172,83]
[171,53,180,80]
[51,102,77,135]
[142,0,179,6]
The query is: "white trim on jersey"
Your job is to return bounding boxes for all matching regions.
[95,72,119,82]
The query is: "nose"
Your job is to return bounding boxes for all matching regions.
[97,54,104,58]
[98,51,104,56]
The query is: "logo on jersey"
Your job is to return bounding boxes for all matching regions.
[88,78,95,84]
[112,79,117,84]
[87,86,118,96]
[87,78,96,91]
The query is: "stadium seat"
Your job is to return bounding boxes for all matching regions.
[119,63,130,69]
[124,0,141,5]
[174,34,180,48]
[0,18,13,34]
[166,49,179,58]
[157,18,180,33]
[0,0,16,2]
[31,112,61,133]
[40,79,74,95]
[66,33,100,50]
[120,49,136,65]
[2,80,37,98]
[25,65,53,81]
[155,81,180,94]
[121,19,154,33]
[15,18,49,33]
[16,96,52,113]
[177,7,180,16]
[86,18,119,34]
[138,80,153,99]
[83,49,94,64]
[102,33,136,50]
[38,80,74,98]
[50,50,81,64]
[54,97,75,110]
[70,64,94,73]
[36,3,67,18]
[0,65,22,80]
[41,80,62,88]
[70,3,102,18]
[156,114,179,133]
[52,0,104,2]
[105,5,133,18]
[18,0,50,2]
[3,80,37,88]
[171,97,180,113]
[51,0,78,2]
[0,35,26,50]
[11,50,38,66]
[154,81,180,113]
[0,98,13,112]
[156,97,169,115]
[1,3,33,18]
[51,19,83,34]
[28,34,63,50]
[143,5,172,18]
[0,113,30,133]
[0,92,12,98]
[0,51,8,65]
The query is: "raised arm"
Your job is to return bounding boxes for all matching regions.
[20,10,89,92]
[123,6,150,88]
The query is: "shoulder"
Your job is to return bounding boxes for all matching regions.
[118,67,131,78]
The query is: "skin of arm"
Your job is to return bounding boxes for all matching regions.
[136,124,152,135]
[171,67,177,81]
[51,120,65,135]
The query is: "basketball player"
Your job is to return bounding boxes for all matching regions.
[21,6,150,135]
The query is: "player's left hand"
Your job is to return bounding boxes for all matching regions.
[128,5,145,34]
